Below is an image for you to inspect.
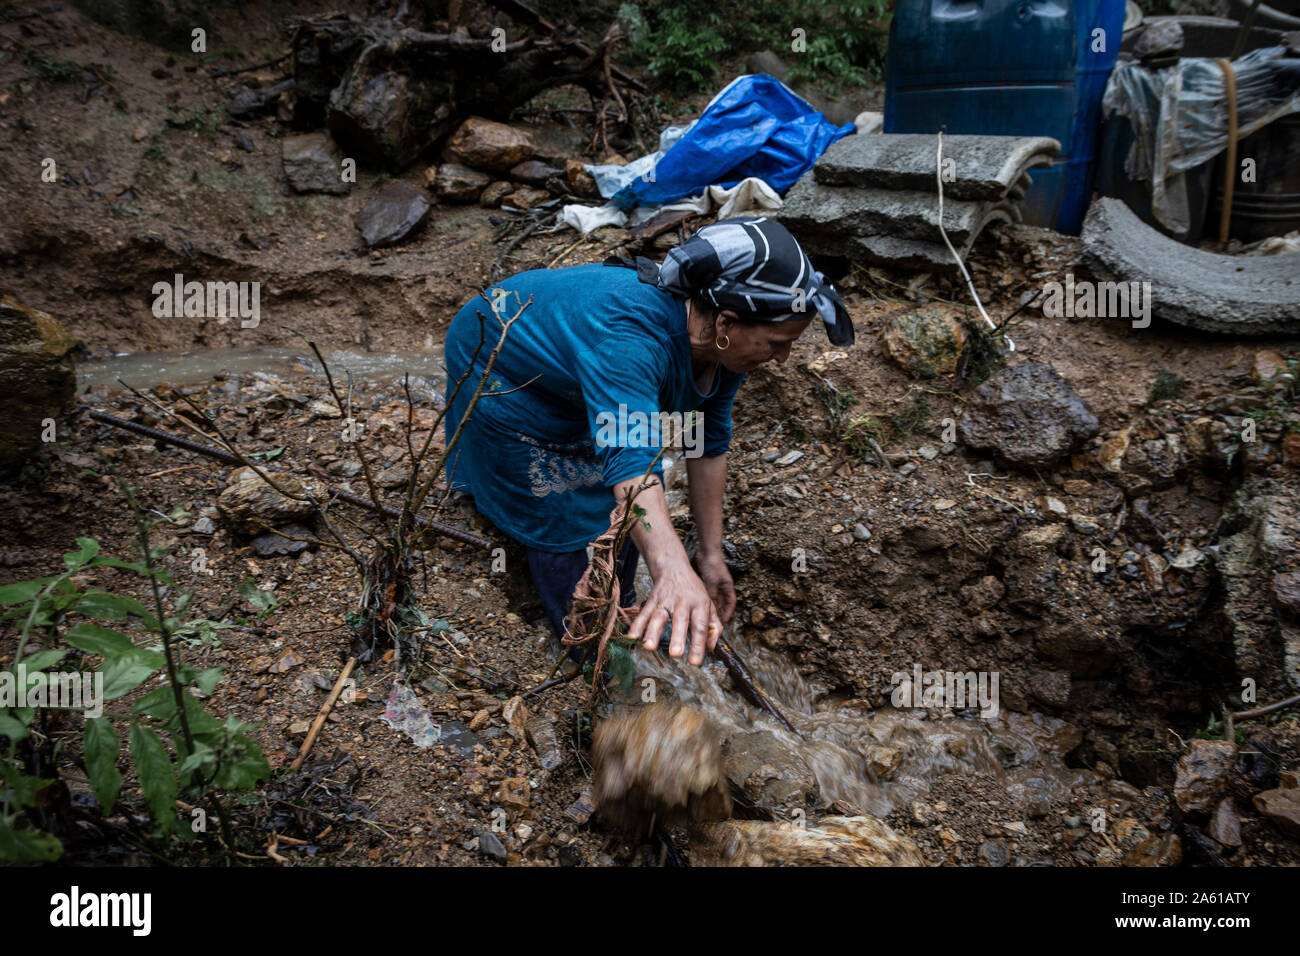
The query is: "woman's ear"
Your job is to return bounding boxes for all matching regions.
[715,310,741,336]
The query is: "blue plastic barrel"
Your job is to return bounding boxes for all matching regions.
[884,0,1126,234]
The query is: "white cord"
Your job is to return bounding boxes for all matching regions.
[936,130,1014,352]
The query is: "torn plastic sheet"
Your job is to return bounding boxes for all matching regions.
[1102,46,1300,234]
[559,177,782,235]
[382,680,441,748]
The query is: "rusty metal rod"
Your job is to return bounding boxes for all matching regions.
[87,409,492,550]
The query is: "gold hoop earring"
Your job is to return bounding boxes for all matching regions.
[715,334,730,351]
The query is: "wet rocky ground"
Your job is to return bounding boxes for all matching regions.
[1,1,1298,866]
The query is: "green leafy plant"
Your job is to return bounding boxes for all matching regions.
[23,51,83,83]
[1147,368,1187,405]
[236,580,282,619]
[0,478,268,862]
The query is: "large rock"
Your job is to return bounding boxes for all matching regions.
[217,467,326,533]
[0,296,77,476]
[881,305,967,379]
[1217,478,1300,693]
[430,163,490,203]
[1174,739,1238,814]
[354,182,431,249]
[281,133,350,195]
[723,730,816,813]
[1252,788,1300,839]
[443,117,533,173]
[692,816,923,866]
[958,361,1099,468]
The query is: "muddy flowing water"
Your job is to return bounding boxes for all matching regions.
[80,349,1095,821]
[632,637,1095,819]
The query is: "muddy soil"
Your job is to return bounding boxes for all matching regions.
[1,2,1298,867]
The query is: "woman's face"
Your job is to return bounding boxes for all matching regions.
[716,312,814,374]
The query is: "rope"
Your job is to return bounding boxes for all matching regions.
[936,129,1015,352]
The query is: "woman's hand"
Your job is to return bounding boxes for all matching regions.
[626,556,721,666]
[696,551,736,624]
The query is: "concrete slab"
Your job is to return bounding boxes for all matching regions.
[813,133,1059,200]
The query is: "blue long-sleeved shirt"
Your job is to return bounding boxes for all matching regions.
[443,263,743,552]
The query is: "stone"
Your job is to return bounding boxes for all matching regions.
[250,523,315,557]
[281,133,349,195]
[216,467,326,534]
[881,304,967,378]
[354,182,431,249]
[479,181,513,208]
[978,839,1008,867]
[478,830,508,862]
[1134,18,1184,59]
[866,745,902,778]
[525,713,563,771]
[1097,429,1130,473]
[1174,739,1238,814]
[0,296,77,476]
[443,117,533,173]
[494,776,531,811]
[723,730,816,812]
[1122,833,1182,866]
[852,523,871,541]
[1209,798,1242,847]
[501,186,550,210]
[431,163,489,203]
[1273,571,1300,619]
[508,159,561,186]
[1251,350,1290,383]
[693,816,923,866]
[1253,788,1300,839]
[958,361,1099,469]
[566,158,599,198]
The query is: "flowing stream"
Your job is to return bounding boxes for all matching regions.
[80,350,1093,819]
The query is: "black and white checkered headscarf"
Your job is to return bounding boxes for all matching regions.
[656,216,855,346]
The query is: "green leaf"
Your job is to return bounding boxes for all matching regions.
[0,577,55,605]
[17,649,67,672]
[128,722,177,834]
[195,668,223,696]
[236,580,278,613]
[178,692,222,736]
[74,591,149,621]
[0,713,28,742]
[0,815,62,862]
[65,622,139,658]
[213,735,270,790]
[133,686,175,720]
[98,656,163,701]
[87,555,148,574]
[63,537,100,571]
[0,762,52,806]
[83,717,122,811]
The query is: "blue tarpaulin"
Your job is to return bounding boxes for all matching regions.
[609,74,856,211]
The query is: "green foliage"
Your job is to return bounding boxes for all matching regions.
[0,515,267,860]
[619,0,889,96]
[842,413,883,458]
[1147,368,1186,405]
[23,51,83,83]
